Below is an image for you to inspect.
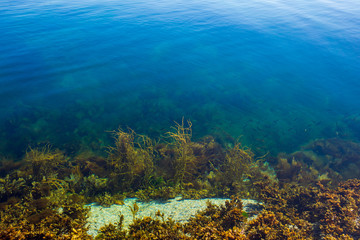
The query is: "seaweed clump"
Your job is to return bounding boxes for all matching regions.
[0,146,91,239]
[0,190,91,239]
[24,145,69,181]
[95,215,127,240]
[127,211,186,239]
[253,179,360,239]
[274,138,360,186]
[165,119,197,186]
[107,128,155,192]
[185,197,248,239]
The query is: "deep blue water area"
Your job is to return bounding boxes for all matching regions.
[1,0,360,158]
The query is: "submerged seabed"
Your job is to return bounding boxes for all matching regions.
[86,197,260,237]
[1,124,360,239]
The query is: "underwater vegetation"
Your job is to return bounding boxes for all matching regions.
[274,138,360,186]
[0,121,360,238]
[253,179,360,239]
[89,183,360,240]
[107,128,155,192]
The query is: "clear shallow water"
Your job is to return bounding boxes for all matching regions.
[0,0,360,157]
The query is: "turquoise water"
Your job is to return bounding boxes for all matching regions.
[1,0,360,158]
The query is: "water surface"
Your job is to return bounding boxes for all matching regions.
[1,0,359,157]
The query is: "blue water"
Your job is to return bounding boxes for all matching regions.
[1,0,360,157]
